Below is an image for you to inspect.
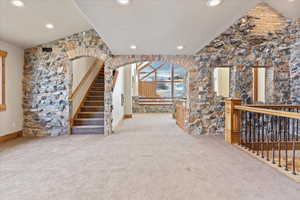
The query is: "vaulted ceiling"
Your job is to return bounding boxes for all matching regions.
[0,0,300,54]
[74,0,300,55]
[0,0,92,48]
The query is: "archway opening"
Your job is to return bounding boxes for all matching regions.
[110,61,188,133]
[69,56,105,135]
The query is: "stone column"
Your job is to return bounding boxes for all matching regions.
[290,23,300,104]
[104,59,113,136]
[230,65,253,104]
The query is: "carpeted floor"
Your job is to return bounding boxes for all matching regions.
[1,114,300,200]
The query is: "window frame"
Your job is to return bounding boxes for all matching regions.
[137,62,186,99]
[0,50,7,111]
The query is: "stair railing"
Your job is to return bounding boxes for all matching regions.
[225,98,300,176]
[71,60,103,126]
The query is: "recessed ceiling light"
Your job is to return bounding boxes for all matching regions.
[177,45,184,50]
[11,0,24,7]
[207,0,222,7]
[116,0,130,5]
[130,45,137,50]
[288,0,295,2]
[45,24,54,29]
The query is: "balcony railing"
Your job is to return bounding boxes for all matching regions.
[225,98,300,178]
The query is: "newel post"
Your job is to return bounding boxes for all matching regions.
[225,98,242,144]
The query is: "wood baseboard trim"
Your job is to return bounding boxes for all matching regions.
[123,114,133,119]
[0,130,23,143]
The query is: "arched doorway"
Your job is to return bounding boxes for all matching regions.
[65,47,109,135]
[104,55,196,136]
[109,61,188,133]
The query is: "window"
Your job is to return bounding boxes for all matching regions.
[213,67,230,97]
[137,62,186,99]
[252,67,266,103]
[0,50,7,111]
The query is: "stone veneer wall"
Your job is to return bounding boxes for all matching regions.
[23,30,111,136]
[103,4,299,136]
[132,96,174,113]
[290,21,300,104]
[23,3,300,137]
[104,55,225,135]
[197,3,297,105]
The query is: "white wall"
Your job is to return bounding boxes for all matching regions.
[132,63,139,96]
[72,57,96,93]
[112,64,133,130]
[0,41,23,136]
[124,66,132,115]
[112,67,125,129]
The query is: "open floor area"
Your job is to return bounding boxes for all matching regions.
[1,114,300,200]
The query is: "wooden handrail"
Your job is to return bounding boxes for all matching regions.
[71,59,103,98]
[226,99,300,177]
[247,104,300,109]
[234,105,300,120]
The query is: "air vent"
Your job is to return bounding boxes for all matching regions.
[42,48,53,53]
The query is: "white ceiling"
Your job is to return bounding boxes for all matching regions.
[0,0,92,48]
[1,0,300,53]
[74,0,300,55]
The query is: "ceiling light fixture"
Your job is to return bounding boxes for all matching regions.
[11,0,24,7]
[130,45,137,50]
[116,0,130,6]
[177,45,184,50]
[207,0,223,7]
[45,23,54,29]
[288,0,295,2]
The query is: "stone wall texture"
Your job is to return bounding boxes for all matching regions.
[197,3,296,104]
[290,22,300,103]
[132,97,174,113]
[22,3,300,137]
[23,30,111,136]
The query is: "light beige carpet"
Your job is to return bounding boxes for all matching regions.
[1,114,300,200]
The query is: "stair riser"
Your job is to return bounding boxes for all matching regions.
[81,107,104,112]
[93,84,104,88]
[84,102,104,106]
[88,92,104,96]
[74,120,104,126]
[78,113,104,118]
[90,88,104,91]
[72,128,104,135]
[86,96,104,101]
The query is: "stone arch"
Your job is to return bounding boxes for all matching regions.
[103,55,201,136]
[66,47,109,61]
[23,30,112,136]
[64,47,110,130]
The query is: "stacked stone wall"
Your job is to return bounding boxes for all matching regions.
[23,3,300,136]
[23,30,111,136]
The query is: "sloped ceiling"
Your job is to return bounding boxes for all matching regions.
[1,0,300,53]
[74,0,300,55]
[0,0,92,48]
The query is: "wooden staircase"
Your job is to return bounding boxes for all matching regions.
[71,68,105,134]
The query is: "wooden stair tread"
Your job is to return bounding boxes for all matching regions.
[85,100,104,102]
[75,118,104,121]
[79,112,104,114]
[72,125,104,128]
[72,69,105,134]
[82,105,104,107]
